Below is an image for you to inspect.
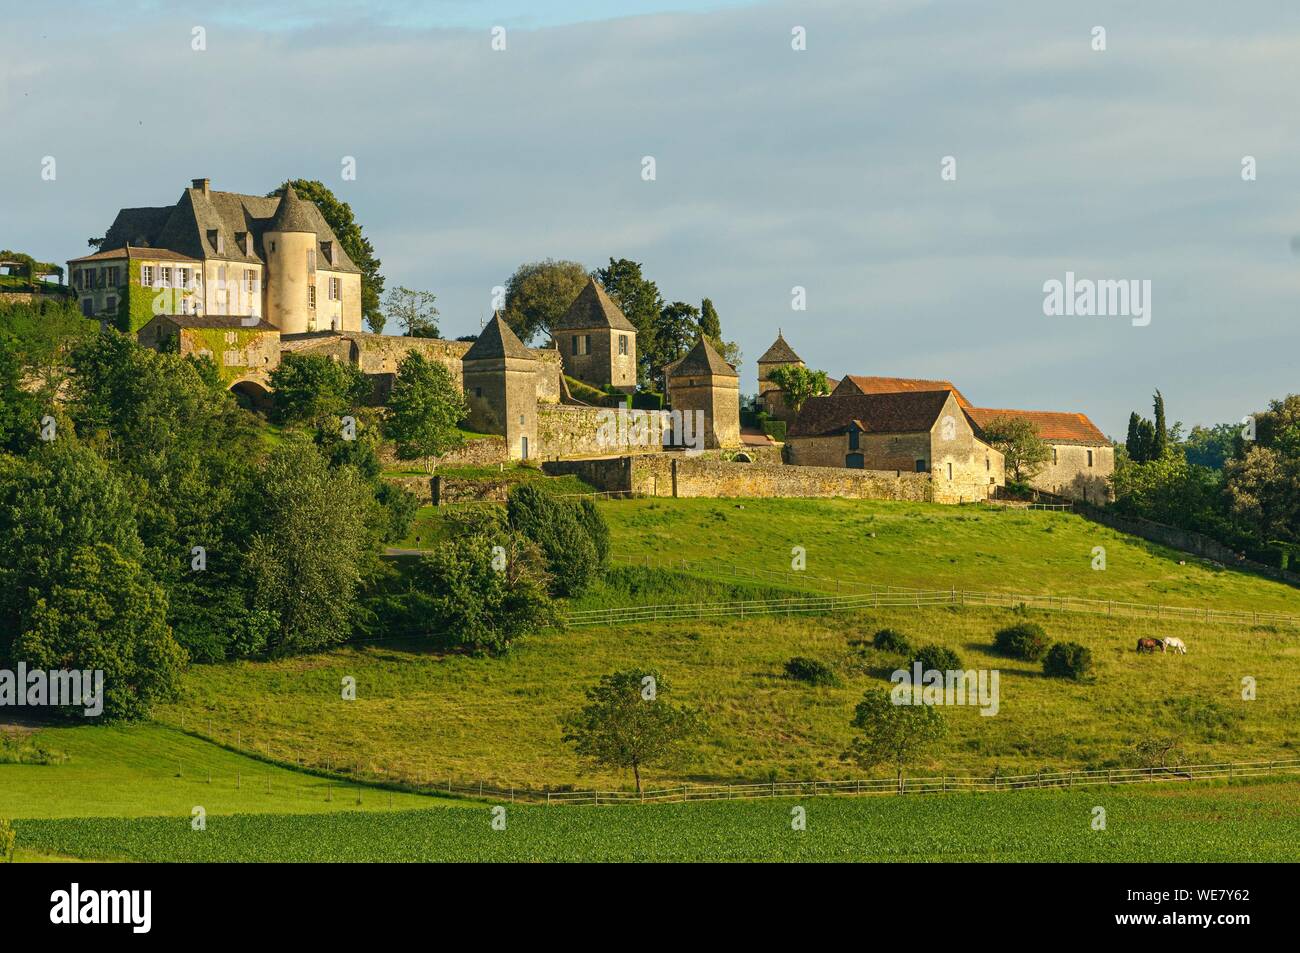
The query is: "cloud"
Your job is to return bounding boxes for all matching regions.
[4,0,1300,432]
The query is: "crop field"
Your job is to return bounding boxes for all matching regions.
[13,778,1300,862]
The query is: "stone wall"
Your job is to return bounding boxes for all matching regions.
[536,405,675,459]
[378,435,508,469]
[543,454,932,502]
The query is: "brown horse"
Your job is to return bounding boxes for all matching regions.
[1136,637,1163,654]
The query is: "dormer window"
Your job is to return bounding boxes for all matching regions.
[238,232,253,255]
[208,230,224,254]
[847,424,860,451]
[321,241,334,265]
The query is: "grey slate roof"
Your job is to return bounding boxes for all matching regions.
[464,312,535,361]
[267,184,319,234]
[665,336,738,379]
[98,183,360,274]
[757,332,802,365]
[552,277,637,332]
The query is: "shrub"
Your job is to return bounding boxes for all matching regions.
[1043,641,1093,680]
[994,622,1049,660]
[872,628,912,655]
[912,644,962,672]
[0,818,13,863]
[784,656,839,687]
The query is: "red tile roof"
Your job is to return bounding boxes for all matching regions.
[833,374,973,410]
[966,407,1108,445]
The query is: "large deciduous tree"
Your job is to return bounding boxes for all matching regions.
[245,440,376,655]
[980,415,1051,485]
[383,286,440,338]
[503,259,588,344]
[766,364,830,414]
[841,689,947,792]
[383,351,468,471]
[267,353,371,425]
[562,669,702,794]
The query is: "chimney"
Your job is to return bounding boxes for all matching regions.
[192,178,210,195]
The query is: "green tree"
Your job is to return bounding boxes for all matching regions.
[1152,389,1169,460]
[411,531,558,655]
[1183,422,1240,470]
[503,259,589,344]
[270,179,385,333]
[506,484,607,596]
[0,333,40,452]
[652,301,701,387]
[0,440,143,659]
[267,353,370,425]
[383,286,440,338]
[766,364,830,414]
[562,669,702,794]
[245,440,376,655]
[980,415,1052,485]
[841,689,947,792]
[697,297,741,370]
[383,351,468,471]
[14,543,186,721]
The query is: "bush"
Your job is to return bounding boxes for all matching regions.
[872,628,912,655]
[784,656,839,686]
[911,644,962,672]
[0,818,13,863]
[994,622,1049,660]
[1043,641,1093,680]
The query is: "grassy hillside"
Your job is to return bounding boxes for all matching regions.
[139,497,1300,791]
[15,778,1300,862]
[596,498,1300,614]
[152,596,1300,790]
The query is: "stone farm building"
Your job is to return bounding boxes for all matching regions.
[71,178,1113,505]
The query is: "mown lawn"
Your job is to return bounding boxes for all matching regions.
[0,723,456,820]
[15,778,1300,862]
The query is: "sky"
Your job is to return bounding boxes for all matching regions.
[3,0,1300,436]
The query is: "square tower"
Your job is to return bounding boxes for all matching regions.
[550,277,638,393]
[665,336,741,449]
[463,312,539,461]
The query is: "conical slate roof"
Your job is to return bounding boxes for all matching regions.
[757,332,802,365]
[464,312,535,361]
[666,336,737,379]
[267,184,318,234]
[552,277,637,332]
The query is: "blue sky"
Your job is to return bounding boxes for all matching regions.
[4,0,1300,435]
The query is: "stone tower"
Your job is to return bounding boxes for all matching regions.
[550,277,638,393]
[756,331,804,423]
[262,184,318,334]
[463,312,539,461]
[665,336,740,449]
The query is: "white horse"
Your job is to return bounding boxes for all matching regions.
[1160,637,1187,655]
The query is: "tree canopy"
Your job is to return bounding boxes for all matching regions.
[503,259,588,344]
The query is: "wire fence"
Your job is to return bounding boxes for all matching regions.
[541,757,1300,805]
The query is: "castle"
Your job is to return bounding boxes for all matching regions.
[68,178,1112,504]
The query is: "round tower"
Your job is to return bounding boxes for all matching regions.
[263,184,318,334]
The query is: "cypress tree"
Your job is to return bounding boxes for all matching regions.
[1152,390,1168,459]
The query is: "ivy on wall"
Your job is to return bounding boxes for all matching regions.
[116,259,195,334]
